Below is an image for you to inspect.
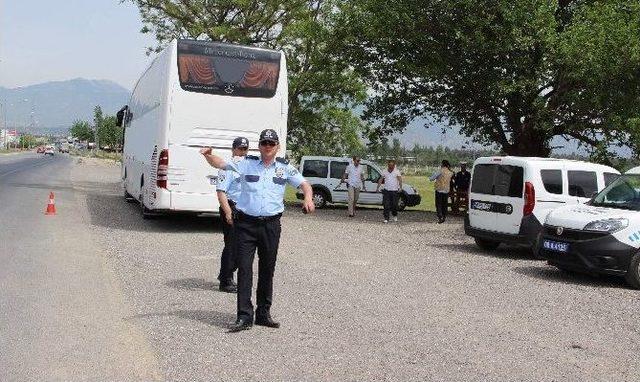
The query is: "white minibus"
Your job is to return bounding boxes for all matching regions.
[117,39,288,217]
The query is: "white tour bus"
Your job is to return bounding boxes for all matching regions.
[117,39,288,217]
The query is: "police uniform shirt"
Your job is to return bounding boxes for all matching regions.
[217,157,244,203]
[226,156,305,217]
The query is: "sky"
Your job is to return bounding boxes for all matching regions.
[0,0,156,90]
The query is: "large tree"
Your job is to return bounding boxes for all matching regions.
[340,0,640,160]
[127,0,366,157]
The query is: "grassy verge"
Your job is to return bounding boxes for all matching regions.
[70,149,122,162]
[285,174,437,211]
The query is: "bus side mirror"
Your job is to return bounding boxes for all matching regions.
[116,105,128,127]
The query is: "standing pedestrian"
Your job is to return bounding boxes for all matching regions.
[453,162,471,210]
[376,159,402,223]
[339,155,366,217]
[215,136,249,293]
[430,160,454,223]
[200,129,315,332]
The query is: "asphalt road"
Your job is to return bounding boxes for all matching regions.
[2,152,640,382]
[0,153,160,381]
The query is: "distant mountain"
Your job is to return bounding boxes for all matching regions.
[0,78,130,132]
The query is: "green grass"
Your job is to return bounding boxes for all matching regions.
[285,175,437,211]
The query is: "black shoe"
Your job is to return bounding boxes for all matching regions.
[219,281,237,293]
[229,318,252,332]
[254,314,280,328]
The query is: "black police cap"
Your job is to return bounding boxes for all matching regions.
[232,136,249,148]
[259,129,279,143]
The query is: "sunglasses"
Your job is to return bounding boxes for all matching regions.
[260,140,278,147]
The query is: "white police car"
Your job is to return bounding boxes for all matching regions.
[538,166,640,288]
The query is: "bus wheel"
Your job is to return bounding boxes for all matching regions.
[124,189,136,203]
[139,195,154,219]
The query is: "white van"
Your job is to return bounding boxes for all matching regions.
[296,156,421,210]
[117,39,287,217]
[465,156,619,251]
[538,166,640,288]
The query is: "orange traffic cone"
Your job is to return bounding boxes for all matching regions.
[45,192,56,215]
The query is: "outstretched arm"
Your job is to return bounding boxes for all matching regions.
[199,147,227,169]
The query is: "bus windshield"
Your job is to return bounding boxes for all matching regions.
[177,39,281,98]
[591,174,640,211]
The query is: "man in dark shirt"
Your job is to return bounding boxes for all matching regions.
[454,162,471,192]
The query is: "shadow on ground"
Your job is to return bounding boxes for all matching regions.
[128,309,236,330]
[514,265,629,289]
[84,186,224,234]
[428,242,536,261]
[166,278,219,291]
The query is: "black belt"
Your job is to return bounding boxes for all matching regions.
[237,210,282,222]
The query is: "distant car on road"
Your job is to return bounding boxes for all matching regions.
[44,146,55,156]
[36,146,45,153]
[58,143,69,153]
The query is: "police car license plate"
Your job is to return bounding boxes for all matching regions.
[543,239,569,253]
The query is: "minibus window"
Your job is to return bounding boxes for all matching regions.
[541,170,562,194]
[302,160,328,178]
[568,171,597,197]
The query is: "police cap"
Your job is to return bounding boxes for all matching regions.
[232,136,249,149]
[259,129,279,143]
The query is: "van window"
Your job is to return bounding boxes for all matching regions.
[330,161,348,179]
[471,164,523,197]
[302,160,328,178]
[470,164,496,194]
[541,170,562,194]
[494,165,523,197]
[568,170,597,197]
[604,172,619,187]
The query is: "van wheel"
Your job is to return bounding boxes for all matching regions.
[397,194,407,211]
[624,253,640,289]
[312,189,328,209]
[474,237,500,250]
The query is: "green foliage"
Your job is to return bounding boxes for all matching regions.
[70,120,93,141]
[340,0,640,162]
[18,134,37,148]
[128,0,367,157]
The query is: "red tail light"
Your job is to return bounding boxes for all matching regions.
[157,149,169,189]
[523,181,535,216]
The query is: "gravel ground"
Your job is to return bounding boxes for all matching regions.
[72,158,640,382]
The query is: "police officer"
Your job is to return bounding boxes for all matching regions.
[200,129,315,332]
[216,136,249,293]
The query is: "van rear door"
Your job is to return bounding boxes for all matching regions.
[469,162,524,234]
[490,164,524,234]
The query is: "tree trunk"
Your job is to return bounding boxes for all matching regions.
[503,120,551,157]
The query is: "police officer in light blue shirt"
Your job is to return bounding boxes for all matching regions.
[200,128,315,332]
[215,136,249,293]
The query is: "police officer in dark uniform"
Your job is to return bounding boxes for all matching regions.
[200,129,315,332]
[216,136,249,293]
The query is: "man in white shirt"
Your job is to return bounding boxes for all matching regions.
[339,156,366,217]
[376,159,402,223]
